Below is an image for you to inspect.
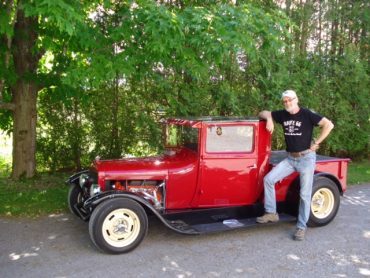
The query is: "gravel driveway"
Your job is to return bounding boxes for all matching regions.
[1,184,369,278]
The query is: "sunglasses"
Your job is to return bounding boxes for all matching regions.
[282,97,296,104]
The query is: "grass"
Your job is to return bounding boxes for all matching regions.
[0,160,369,217]
[347,159,370,186]
[0,173,70,217]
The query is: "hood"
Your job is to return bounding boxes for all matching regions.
[94,148,198,180]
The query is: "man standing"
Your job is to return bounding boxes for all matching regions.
[257,90,334,240]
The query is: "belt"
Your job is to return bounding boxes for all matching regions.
[289,149,311,158]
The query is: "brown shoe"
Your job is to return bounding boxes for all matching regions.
[293,228,305,241]
[256,213,279,223]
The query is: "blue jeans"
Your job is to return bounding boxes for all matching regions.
[263,151,316,229]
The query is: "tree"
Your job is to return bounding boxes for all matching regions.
[0,0,89,179]
[1,0,290,177]
[34,1,291,170]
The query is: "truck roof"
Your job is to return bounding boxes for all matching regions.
[166,117,260,127]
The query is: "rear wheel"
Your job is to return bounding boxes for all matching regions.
[307,177,340,227]
[89,198,148,254]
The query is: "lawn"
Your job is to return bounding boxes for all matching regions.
[0,173,69,217]
[347,160,370,185]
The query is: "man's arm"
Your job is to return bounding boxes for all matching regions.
[310,117,334,151]
[259,110,274,134]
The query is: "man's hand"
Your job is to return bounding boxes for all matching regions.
[259,110,274,134]
[266,118,274,134]
[310,142,320,152]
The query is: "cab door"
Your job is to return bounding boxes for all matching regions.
[194,123,258,207]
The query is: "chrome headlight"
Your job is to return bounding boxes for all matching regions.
[90,184,101,197]
[79,173,89,187]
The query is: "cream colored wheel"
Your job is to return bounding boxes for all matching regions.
[311,188,334,219]
[308,177,340,227]
[89,198,148,254]
[102,208,141,248]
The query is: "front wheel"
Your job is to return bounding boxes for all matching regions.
[88,198,148,254]
[307,177,340,227]
[68,184,84,217]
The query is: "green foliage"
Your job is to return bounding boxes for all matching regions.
[23,0,87,37]
[0,157,11,178]
[328,51,370,157]
[35,1,290,170]
[1,0,369,173]
[0,132,11,177]
[37,88,91,171]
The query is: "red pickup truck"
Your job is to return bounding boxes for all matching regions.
[67,117,349,254]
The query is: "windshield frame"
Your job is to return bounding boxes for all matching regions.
[164,123,200,152]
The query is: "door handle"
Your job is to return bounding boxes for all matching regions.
[247,164,257,169]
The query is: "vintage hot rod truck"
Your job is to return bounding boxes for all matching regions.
[67,117,349,254]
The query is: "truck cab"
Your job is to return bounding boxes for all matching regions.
[67,117,349,254]
[163,117,271,208]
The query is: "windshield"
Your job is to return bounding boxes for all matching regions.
[165,124,199,152]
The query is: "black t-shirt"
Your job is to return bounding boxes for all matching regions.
[272,108,323,152]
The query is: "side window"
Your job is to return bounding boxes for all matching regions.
[206,125,254,153]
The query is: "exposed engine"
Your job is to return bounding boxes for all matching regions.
[108,180,164,210]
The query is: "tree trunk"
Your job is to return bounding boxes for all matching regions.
[11,82,38,178]
[10,9,39,179]
[72,100,82,171]
[110,73,121,158]
[300,0,313,55]
[330,0,339,57]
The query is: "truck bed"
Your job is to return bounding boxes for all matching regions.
[270,150,346,165]
[270,150,350,192]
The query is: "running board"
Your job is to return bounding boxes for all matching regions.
[162,204,296,235]
[190,214,296,234]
